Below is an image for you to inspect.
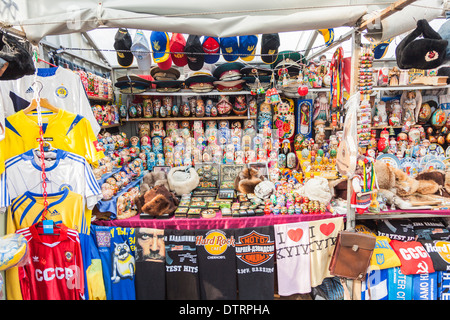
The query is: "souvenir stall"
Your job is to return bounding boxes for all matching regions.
[0,0,450,303]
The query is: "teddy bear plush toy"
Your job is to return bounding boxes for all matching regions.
[234,167,265,194]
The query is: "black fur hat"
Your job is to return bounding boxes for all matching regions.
[396,19,447,70]
[0,32,35,80]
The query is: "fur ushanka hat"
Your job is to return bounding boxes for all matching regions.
[396,19,447,70]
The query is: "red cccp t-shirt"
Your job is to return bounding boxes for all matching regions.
[389,240,435,275]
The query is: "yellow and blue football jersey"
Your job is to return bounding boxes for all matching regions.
[6,188,88,235]
[0,109,104,174]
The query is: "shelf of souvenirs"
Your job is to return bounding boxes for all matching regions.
[372,84,450,92]
[324,125,403,131]
[88,95,114,102]
[122,116,257,122]
[119,87,332,97]
[100,123,121,129]
[356,209,450,220]
[121,90,253,97]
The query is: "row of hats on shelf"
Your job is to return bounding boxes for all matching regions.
[114,28,281,71]
[114,52,306,94]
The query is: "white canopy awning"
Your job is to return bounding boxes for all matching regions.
[0,0,445,44]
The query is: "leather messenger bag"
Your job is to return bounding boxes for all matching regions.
[329,231,376,280]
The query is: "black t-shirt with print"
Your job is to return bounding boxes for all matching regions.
[164,229,200,300]
[234,226,275,300]
[195,228,237,300]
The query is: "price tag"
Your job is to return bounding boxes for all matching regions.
[42,220,54,234]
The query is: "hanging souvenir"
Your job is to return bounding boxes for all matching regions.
[330,46,344,110]
[295,99,313,137]
[358,44,374,97]
[273,98,295,141]
[265,87,280,104]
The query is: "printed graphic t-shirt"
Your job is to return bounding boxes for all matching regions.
[195,229,237,300]
[134,228,166,300]
[90,225,136,300]
[164,229,200,300]
[234,226,275,300]
[16,224,85,300]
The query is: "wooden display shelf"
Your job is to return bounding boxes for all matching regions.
[88,96,114,102]
[128,90,252,96]
[100,123,121,129]
[373,84,450,91]
[123,116,257,122]
[325,125,403,131]
[356,211,450,220]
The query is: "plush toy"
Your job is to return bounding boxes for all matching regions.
[140,185,179,216]
[141,170,169,191]
[234,167,265,194]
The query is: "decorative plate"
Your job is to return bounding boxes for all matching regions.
[376,153,401,168]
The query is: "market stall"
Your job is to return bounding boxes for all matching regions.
[0,0,450,303]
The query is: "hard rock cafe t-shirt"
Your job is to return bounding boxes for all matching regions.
[195,229,237,300]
